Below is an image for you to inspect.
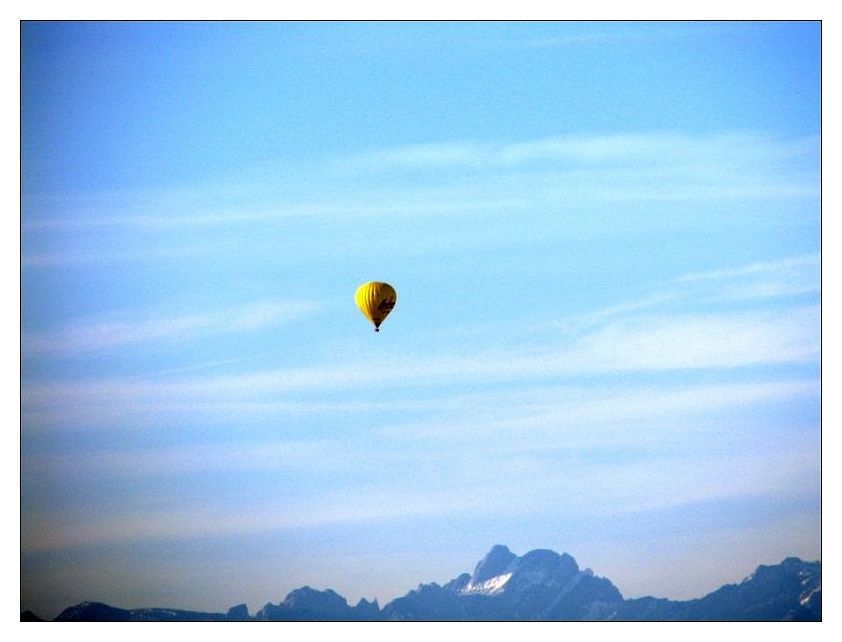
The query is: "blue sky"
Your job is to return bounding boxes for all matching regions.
[21,21,821,619]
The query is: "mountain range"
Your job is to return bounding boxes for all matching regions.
[26,545,821,621]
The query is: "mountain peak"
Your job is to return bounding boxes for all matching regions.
[471,545,517,585]
[40,549,822,621]
[282,586,348,616]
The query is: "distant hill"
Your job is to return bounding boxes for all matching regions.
[26,545,821,621]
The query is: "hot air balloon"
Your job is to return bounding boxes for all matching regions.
[355,281,397,332]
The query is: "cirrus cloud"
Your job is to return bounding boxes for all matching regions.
[23,299,323,357]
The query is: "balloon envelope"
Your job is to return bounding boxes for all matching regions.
[355,282,397,331]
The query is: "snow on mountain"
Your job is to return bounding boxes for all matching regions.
[39,546,822,622]
[461,572,513,595]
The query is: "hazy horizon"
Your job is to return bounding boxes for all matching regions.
[21,20,820,620]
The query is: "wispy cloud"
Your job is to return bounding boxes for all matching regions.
[22,302,819,432]
[24,439,363,479]
[23,299,322,357]
[375,379,819,445]
[559,253,820,332]
[23,131,819,235]
[24,377,818,479]
[675,254,821,301]
[561,305,819,372]
[22,250,820,436]
[22,244,211,267]
[22,415,819,552]
[21,254,820,552]
[342,131,818,173]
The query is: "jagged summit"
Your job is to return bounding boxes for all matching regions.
[470,544,517,585]
[35,545,822,622]
[460,545,584,603]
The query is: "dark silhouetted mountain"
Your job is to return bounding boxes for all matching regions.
[226,603,250,621]
[381,545,623,620]
[20,610,45,621]
[43,545,821,621]
[255,586,380,621]
[52,600,240,621]
[352,597,382,620]
[54,602,133,621]
[615,556,822,621]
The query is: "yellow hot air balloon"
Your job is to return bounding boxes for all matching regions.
[355,281,397,332]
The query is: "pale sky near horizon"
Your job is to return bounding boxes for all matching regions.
[20,20,821,620]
